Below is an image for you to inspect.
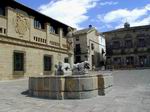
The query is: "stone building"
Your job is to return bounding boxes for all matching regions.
[103,23,150,69]
[73,25,106,70]
[0,1,74,80]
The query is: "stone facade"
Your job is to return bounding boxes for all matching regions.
[103,23,150,69]
[73,26,106,70]
[0,1,74,80]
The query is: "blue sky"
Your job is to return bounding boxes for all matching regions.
[17,0,150,32]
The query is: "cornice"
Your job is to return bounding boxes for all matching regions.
[0,35,70,54]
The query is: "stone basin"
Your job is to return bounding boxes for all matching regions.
[29,73,113,99]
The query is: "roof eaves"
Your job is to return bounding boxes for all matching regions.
[9,0,75,29]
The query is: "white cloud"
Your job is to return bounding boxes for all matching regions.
[99,1,118,6]
[38,0,99,29]
[132,16,150,26]
[115,16,150,29]
[145,4,150,10]
[98,3,150,29]
[103,8,148,23]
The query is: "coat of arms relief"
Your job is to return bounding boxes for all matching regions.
[14,13,29,37]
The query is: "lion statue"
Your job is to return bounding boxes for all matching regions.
[72,61,90,75]
[55,62,72,76]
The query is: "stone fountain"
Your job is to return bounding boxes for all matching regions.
[29,61,113,99]
[29,27,112,99]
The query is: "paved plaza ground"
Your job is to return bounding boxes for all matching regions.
[0,69,150,112]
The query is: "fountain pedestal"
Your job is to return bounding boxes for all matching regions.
[29,73,113,99]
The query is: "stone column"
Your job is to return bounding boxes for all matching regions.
[58,28,63,48]
[45,23,50,45]
[6,7,14,37]
[29,16,34,42]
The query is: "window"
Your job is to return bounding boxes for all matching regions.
[113,57,121,65]
[139,56,147,66]
[75,44,81,53]
[75,56,81,63]
[113,41,120,49]
[138,39,146,47]
[34,19,44,29]
[0,28,2,33]
[91,43,94,50]
[14,52,24,71]
[44,56,52,71]
[125,40,133,48]
[0,6,5,16]
[126,56,134,65]
[4,29,6,34]
[64,57,69,63]
[76,37,79,41]
[49,26,55,33]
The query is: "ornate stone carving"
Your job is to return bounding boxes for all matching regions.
[66,27,74,51]
[67,79,76,92]
[15,13,29,36]
[67,38,73,50]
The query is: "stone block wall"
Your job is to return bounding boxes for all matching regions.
[0,42,68,80]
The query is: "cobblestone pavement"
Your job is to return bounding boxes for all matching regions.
[0,69,150,112]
